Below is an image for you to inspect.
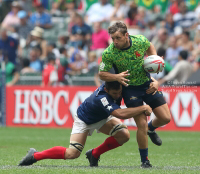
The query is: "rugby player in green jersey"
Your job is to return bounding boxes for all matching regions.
[99,22,171,168]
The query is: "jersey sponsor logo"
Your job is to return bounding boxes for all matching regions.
[99,62,105,70]
[130,96,138,100]
[100,97,109,106]
[135,51,141,57]
[106,105,113,111]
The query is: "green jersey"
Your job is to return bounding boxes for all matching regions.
[99,35,151,86]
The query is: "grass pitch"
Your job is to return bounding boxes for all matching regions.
[0,127,200,174]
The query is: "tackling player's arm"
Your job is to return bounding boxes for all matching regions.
[111,105,152,119]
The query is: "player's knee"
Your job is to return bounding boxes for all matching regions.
[162,115,171,124]
[111,124,129,144]
[122,129,130,143]
[136,119,148,132]
[65,148,81,159]
[71,151,81,159]
[67,141,84,159]
[114,129,130,145]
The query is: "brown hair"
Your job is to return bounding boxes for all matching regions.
[108,22,127,35]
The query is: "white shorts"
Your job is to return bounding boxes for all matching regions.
[71,114,114,136]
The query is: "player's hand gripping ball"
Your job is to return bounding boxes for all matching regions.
[143,55,165,73]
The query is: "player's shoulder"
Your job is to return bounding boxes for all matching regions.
[130,35,148,41]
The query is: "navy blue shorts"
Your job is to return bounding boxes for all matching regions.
[122,80,166,110]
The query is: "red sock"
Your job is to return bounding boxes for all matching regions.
[92,136,121,159]
[34,146,66,161]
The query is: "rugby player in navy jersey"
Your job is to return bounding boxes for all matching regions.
[19,81,152,167]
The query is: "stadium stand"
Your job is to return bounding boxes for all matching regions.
[0,0,199,87]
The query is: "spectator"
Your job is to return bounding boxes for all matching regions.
[169,0,182,15]
[85,0,113,24]
[77,42,87,61]
[47,42,60,59]
[20,58,35,74]
[0,51,19,86]
[41,53,57,86]
[110,0,129,21]
[29,48,42,72]
[195,3,200,20]
[56,54,69,85]
[57,33,69,49]
[166,36,182,67]
[87,51,98,73]
[27,28,47,59]
[145,21,157,41]
[68,11,76,33]
[136,7,148,29]
[87,51,101,87]
[173,1,196,30]
[177,31,194,52]
[1,1,21,29]
[164,13,175,36]
[70,13,92,48]
[33,0,49,10]
[15,10,34,39]
[59,47,68,59]
[192,25,200,62]
[42,52,68,86]
[91,22,111,53]
[52,0,75,14]
[125,7,139,29]
[0,28,18,64]
[158,50,194,85]
[149,5,165,22]
[30,3,52,29]
[19,0,32,14]
[68,52,87,75]
[151,28,169,51]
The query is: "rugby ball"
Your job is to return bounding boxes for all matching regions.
[143,55,165,73]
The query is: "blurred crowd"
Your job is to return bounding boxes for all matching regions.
[0,0,199,87]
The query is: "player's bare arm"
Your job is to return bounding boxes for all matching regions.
[111,105,152,119]
[146,42,157,56]
[146,77,159,95]
[99,70,130,87]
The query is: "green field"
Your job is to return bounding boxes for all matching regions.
[0,127,200,174]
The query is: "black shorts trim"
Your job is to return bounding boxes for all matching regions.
[146,96,166,110]
[126,101,143,108]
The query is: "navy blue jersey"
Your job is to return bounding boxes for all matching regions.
[77,84,122,125]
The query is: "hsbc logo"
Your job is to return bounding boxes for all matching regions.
[69,91,93,119]
[171,92,199,127]
[13,90,69,125]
